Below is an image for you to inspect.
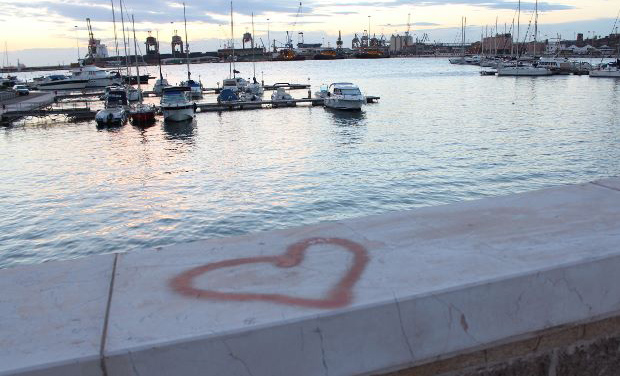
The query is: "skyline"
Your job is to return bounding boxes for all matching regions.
[1,0,619,66]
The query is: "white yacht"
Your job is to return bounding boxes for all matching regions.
[36,74,89,90]
[160,86,195,122]
[537,57,573,74]
[323,83,365,111]
[95,88,128,126]
[71,65,121,88]
[590,60,620,78]
[271,87,294,106]
[497,63,552,76]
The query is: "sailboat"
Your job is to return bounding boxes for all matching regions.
[160,3,196,121]
[590,9,620,78]
[153,31,170,95]
[179,3,203,98]
[129,15,156,124]
[497,0,552,76]
[449,17,467,65]
[217,3,263,105]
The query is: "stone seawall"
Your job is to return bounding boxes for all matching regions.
[1,178,619,376]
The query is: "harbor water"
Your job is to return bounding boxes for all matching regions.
[1,58,619,268]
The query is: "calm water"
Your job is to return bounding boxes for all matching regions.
[2,58,619,268]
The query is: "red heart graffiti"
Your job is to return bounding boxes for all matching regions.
[170,237,369,309]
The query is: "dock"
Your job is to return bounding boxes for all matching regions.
[1,92,95,125]
[196,95,380,112]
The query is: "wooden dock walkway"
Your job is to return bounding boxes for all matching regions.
[196,96,380,112]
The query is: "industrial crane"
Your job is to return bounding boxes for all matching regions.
[286,2,302,49]
[86,18,96,59]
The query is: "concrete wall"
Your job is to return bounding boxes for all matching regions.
[1,178,619,376]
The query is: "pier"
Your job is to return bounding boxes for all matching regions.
[0,92,96,125]
[1,178,620,375]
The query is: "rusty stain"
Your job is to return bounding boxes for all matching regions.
[460,313,469,332]
[170,237,369,309]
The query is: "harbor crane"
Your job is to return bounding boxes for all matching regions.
[286,2,303,49]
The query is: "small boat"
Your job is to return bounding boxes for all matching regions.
[153,78,170,96]
[180,79,203,98]
[271,87,295,106]
[497,63,552,76]
[71,65,122,88]
[127,86,142,101]
[130,103,157,124]
[160,86,195,122]
[589,60,620,78]
[480,70,497,76]
[95,89,128,127]
[36,75,89,91]
[314,84,328,99]
[323,83,365,111]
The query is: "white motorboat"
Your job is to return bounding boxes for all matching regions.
[323,83,365,111]
[71,65,121,88]
[314,84,328,99]
[153,78,170,95]
[590,60,620,78]
[537,57,573,74]
[271,87,294,106]
[160,86,195,122]
[222,77,249,93]
[497,63,552,76]
[180,79,203,98]
[36,75,89,90]
[95,88,128,127]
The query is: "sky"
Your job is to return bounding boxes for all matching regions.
[0,0,618,66]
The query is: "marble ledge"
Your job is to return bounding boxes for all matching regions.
[1,177,619,376]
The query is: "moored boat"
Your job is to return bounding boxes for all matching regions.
[160,86,195,122]
[130,103,157,124]
[71,65,121,88]
[36,75,89,91]
[95,89,128,127]
[323,82,365,111]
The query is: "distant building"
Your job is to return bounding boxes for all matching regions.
[389,34,413,53]
[482,34,512,55]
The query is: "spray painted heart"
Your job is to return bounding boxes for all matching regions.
[170,237,369,309]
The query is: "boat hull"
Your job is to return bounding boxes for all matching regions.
[95,108,127,127]
[589,69,620,78]
[37,80,89,91]
[162,105,195,122]
[130,111,156,124]
[324,98,364,111]
[497,67,552,76]
[87,77,122,88]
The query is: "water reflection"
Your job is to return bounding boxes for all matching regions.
[163,118,197,142]
[327,108,366,126]
[328,109,367,146]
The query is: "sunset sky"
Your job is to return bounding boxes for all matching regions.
[0,0,618,65]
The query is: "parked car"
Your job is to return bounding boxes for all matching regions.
[13,85,29,96]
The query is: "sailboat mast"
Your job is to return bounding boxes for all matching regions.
[517,0,521,57]
[157,30,163,81]
[252,12,256,80]
[183,2,191,81]
[119,0,130,78]
[231,1,236,78]
[534,0,538,57]
[110,0,120,72]
[131,15,142,103]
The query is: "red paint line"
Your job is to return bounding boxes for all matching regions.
[170,237,369,309]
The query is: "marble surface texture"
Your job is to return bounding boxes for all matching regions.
[1,178,620,376]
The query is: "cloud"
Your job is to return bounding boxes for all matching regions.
[380,22,440,27]
[320,0,575,11]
